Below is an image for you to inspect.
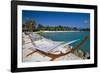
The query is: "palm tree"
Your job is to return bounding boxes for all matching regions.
[23,19,36,32]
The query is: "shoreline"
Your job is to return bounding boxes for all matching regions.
[42,31,80,32]
[23,30,90,32]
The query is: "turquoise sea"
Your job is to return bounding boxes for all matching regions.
[41,31,90,53]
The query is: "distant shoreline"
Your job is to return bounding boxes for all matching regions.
[43,31,81,32]
[34,30,90,33]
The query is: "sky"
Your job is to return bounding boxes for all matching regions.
[22,10,90,28]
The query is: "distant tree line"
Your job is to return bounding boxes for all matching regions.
[22,19,90,32]
[36,24,90,31]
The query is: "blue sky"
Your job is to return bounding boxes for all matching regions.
[22,10,90,28]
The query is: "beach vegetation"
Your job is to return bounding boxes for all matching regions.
[22,19,90,32]
[22,19,36,32]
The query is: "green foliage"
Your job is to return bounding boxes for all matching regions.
[22,19,36,32]
[36,24,90,31]
[22,19,90,32]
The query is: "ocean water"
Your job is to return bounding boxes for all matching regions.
[41,31,90,53]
